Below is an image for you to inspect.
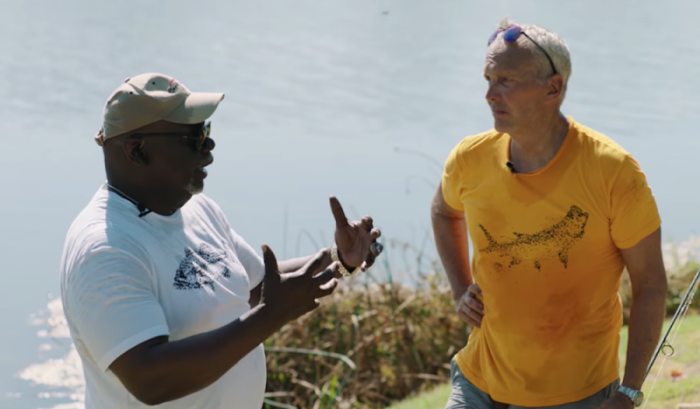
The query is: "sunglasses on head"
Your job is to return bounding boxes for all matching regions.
[129,121,212,152]
[488,24,558,76]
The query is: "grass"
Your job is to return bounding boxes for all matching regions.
[386,384,452,409]
[387,314,700,409]
[262,271,468,409]
[260,237,700,409]
[629,314,700,408]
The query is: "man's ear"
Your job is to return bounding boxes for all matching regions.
[546,73,564,100]
[123,138,148,166]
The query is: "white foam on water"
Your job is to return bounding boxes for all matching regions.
[20,298,85,409]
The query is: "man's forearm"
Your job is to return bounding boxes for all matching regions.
[279,254,329,274]
[126,304,284,405]
[278,249,352,277]
[431,212,472,301]
[622,287,667,389]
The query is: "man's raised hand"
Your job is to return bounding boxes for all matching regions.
[329,196,382,272]
[260,245,339,322]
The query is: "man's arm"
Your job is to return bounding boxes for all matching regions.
[110,304,286,405]
[619,227,668,390]
[107,247,336,406]
[431,182,472,302]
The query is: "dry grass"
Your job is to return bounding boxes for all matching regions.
[263,271,468,409]
[262,241,700,409]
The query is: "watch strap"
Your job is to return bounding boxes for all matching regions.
[331,245,357,277]
[618,385,643,407]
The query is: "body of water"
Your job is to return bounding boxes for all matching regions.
[1,0,699,407]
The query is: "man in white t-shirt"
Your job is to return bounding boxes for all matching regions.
[60,73,384,409]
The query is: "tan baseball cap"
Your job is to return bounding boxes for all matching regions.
[95,73,225,146]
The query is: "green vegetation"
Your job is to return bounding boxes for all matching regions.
[388,315,700,409]
[262,242,700,409]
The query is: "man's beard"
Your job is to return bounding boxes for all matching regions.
[185,178,204,195]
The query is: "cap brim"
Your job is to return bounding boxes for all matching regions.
[164,92,225,124]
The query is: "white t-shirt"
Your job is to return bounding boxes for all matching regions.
[59,183,267,409]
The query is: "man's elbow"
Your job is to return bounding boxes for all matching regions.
[658,272,668,294]
[118,377,169,406]
[133,393,164,407]
[430,190,441,219]
[430,201,442,224]
[109,339,176,406]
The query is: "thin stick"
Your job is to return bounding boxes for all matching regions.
[644,266,700,382]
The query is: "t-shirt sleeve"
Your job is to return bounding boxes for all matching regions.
[609,154,662,249]
[63,247,170,372]
[441,141,466,211]
[230,229,265,288]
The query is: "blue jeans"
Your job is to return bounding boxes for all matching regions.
[444,359,620,409]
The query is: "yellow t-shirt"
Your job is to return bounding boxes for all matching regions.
[441,117,661,407]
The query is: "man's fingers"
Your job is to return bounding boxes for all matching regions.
[361,216,373,232]
[370,228,381,240]
[457,309,481,328]
[302,300,322,316]
[465,296,485,314]
[460,302,483,316]
[357,241,383,272]
[309,299,322,311]
[460,302,484,320]
[313,261,339,285]
[361,254,376,271]
[329,196,349,227]
[316,277,339,298]
[460,305,483,327]
[457,309,471,324]
[468,284,483,298]
[261,245,281,281]
[302,248,330,277]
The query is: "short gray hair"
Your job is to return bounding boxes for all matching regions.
[493,17,572,99]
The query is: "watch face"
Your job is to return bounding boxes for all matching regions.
[633,392,644,407]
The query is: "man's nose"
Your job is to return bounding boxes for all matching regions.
[201,137,215,152]
[485,83,500,103]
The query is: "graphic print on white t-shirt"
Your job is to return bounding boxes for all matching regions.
[174,242,234,293]
[59,183,267,409]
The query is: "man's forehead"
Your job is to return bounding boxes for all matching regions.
[484,44,538,73]
[136,120,203,133]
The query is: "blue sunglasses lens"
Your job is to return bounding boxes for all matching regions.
[487,25,522,45]
[503,26,522,43]
[488,31,499,45]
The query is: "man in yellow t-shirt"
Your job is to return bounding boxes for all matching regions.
[431,18,668,409]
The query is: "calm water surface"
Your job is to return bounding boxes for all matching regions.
[1,0,699,407]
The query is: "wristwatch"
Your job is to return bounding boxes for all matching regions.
[618,385,644,407]
[330,245,357,277]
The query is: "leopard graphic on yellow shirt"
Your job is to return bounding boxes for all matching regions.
[441,117,661,407]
